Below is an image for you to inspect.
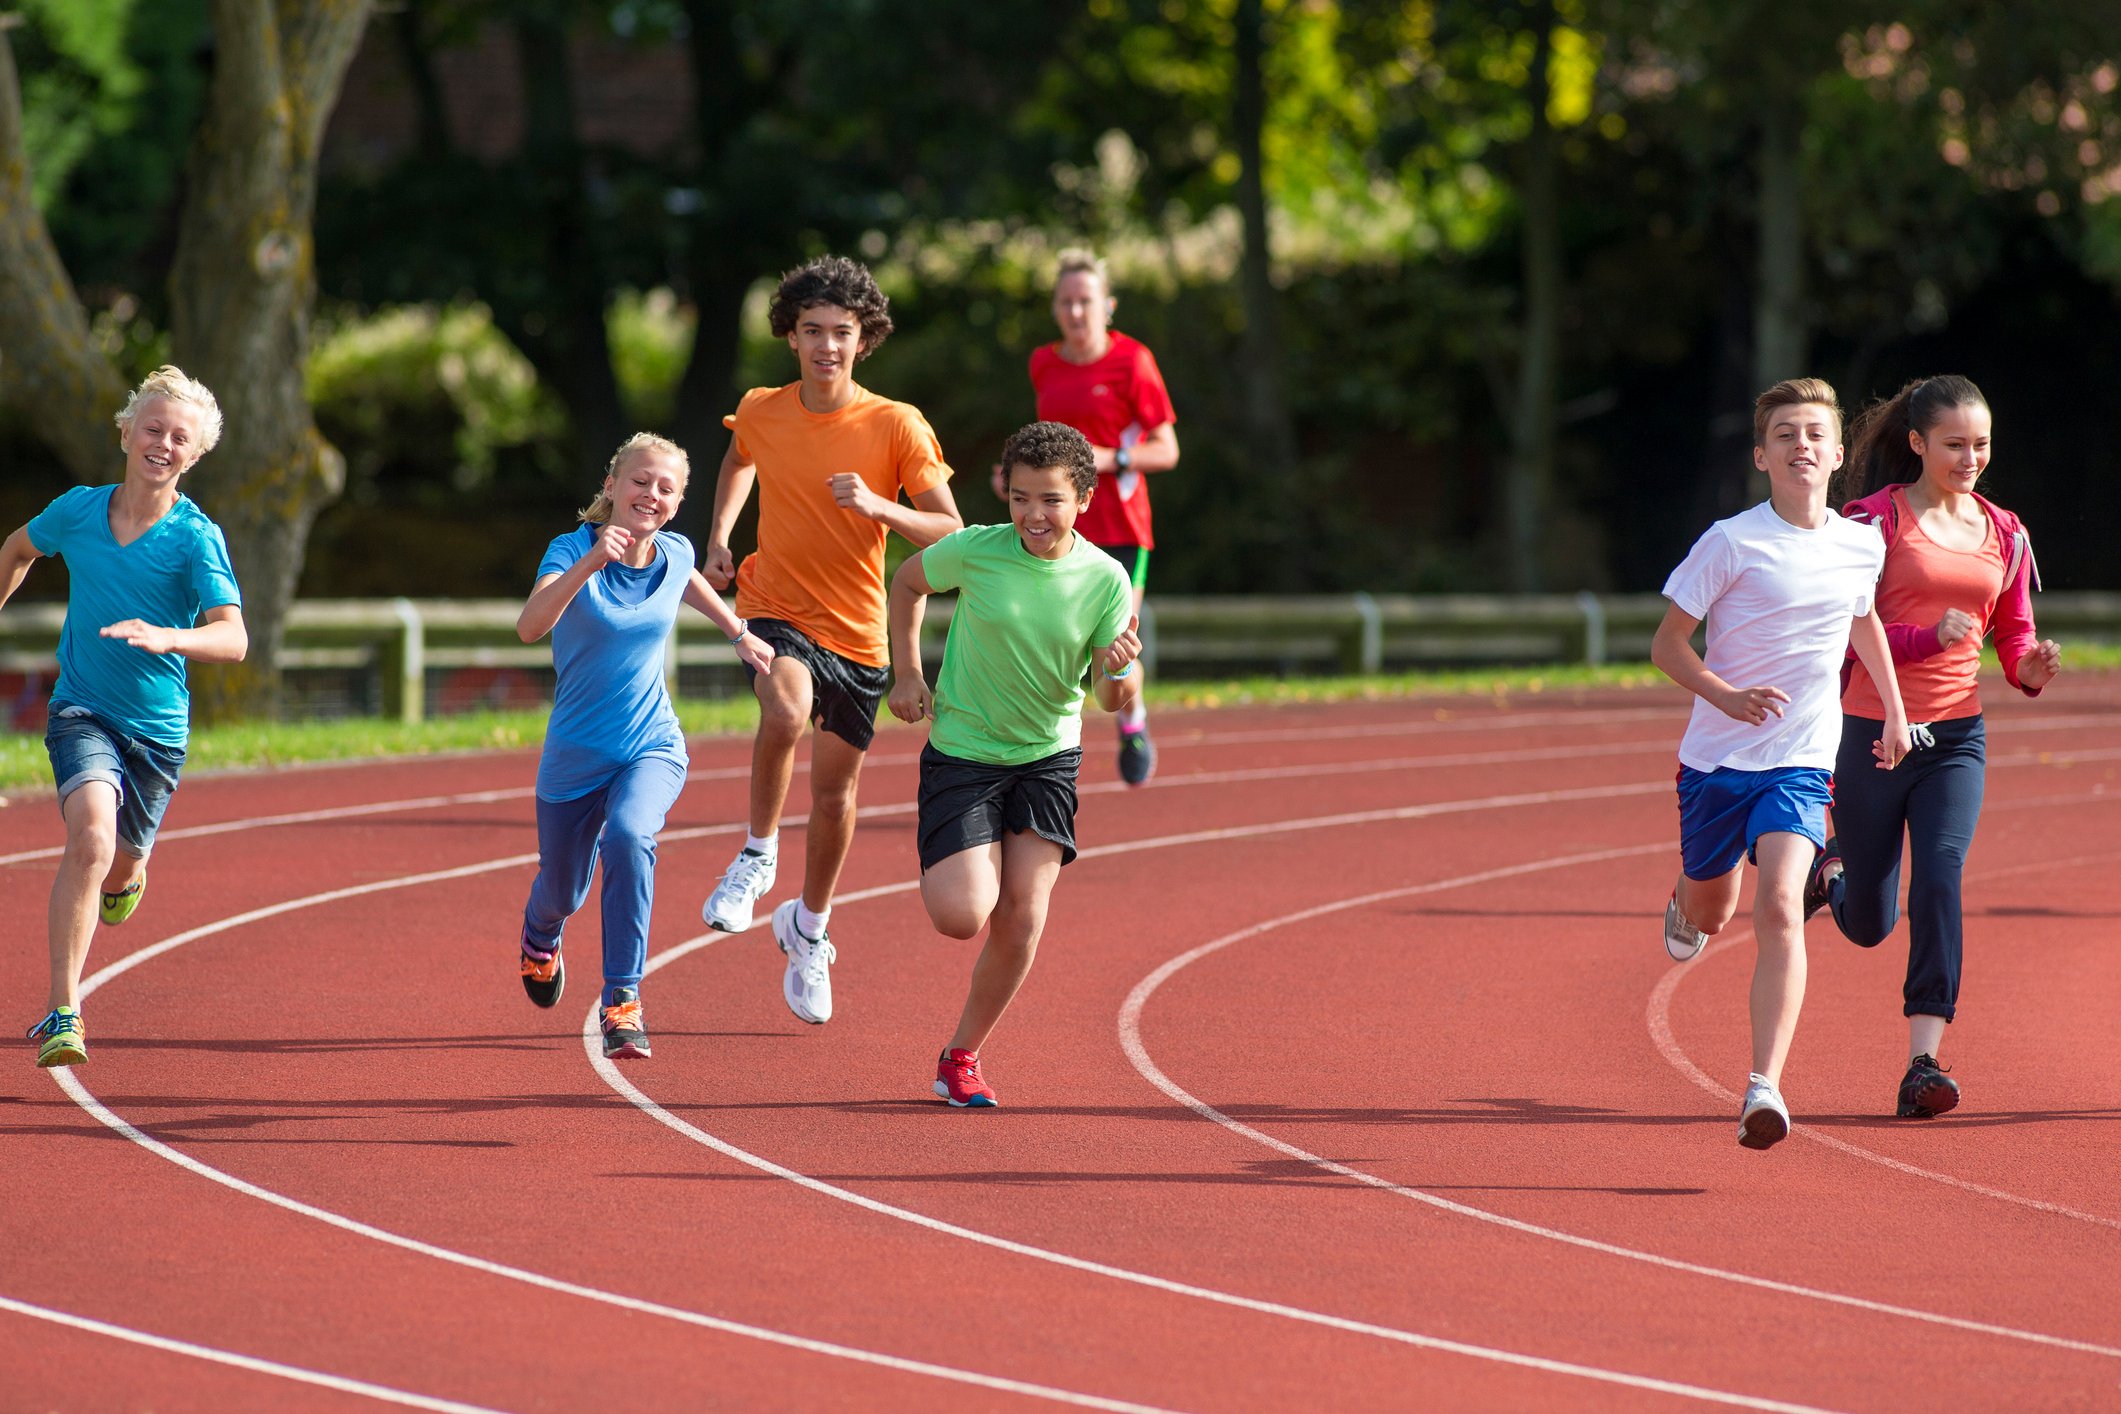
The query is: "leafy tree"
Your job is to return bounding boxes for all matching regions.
[0,0,372,719]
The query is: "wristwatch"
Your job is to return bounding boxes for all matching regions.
[1115,446,1132,473]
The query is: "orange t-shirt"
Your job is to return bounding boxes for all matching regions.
[726,383,953,666]
[1843,488,2005,722]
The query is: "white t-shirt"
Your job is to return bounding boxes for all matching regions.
[1662,501,1884,772]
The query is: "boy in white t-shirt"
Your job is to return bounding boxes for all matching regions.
[1651,377,1911,1151]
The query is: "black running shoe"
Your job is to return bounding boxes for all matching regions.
[1897,1054,1959,1118]
[520,946,564,1009]
[1118,726,1156,787]
[1802,835,1841,921]
[601,988,650,1060]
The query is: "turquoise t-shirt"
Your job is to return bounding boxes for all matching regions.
[535,526,690,802]
[920,524,1132,765]
[26,485,242,748]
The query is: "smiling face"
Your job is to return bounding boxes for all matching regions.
[1752,401,1844,497]
[601,445,688,538]
[1910,400,1992,498]
[120,396,208,487]
[1051,270,1112,354]
[788,301,863,397]
[1007,460,1091,560]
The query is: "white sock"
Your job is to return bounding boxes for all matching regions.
[745,832,777,856]
[796,901,830,939]
[1119,701,1147,731]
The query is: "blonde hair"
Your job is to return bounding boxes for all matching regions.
[114,365,223,454]
[1053,247,1109,290]
[579,432,690,524]
[1752,377,1842,446]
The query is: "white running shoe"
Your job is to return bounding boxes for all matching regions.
[703,848,776,933]
[1663,893,1707,962]
[772,900,835,1025]
[1738,1075,1790,1150]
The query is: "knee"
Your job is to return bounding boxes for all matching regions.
[63,821,117,874]
[1845,924,1891,949]
[810,780,859,822]
[757,694,810,741]
[928,900,988,940]
[599,825,657,868]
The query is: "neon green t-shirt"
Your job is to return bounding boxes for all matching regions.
[920,524,1133,765]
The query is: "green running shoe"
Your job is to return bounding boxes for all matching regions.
[27,1007,87,1068]
[100,874,145,926]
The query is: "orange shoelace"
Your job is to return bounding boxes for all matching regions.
[520,953,559,981]
[602,1000,643,1031]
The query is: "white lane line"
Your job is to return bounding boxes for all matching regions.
[1647,847,2121,1235]
[1112,849,2121,1362]
[8,707,2105,869]
[60,775,1835,1413]
[0,1294,508,1413]
[591,961,1843,1414]
[43,1088,1181,1413]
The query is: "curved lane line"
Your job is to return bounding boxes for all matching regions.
[0,1294,507,1413]
[43,1072,1181,1413]
[1646,847,2121,1234]
[1113,848,2121,1363]
[60,778,1831,1414]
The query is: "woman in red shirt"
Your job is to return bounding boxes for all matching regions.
[1019,250,1178,786]
[1809,375,2061,1120]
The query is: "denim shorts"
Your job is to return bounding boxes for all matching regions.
[45,707,187,858]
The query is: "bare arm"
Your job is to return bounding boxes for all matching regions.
[1650,602,1789,725]
[683,569,775,675]
[0,524,43,610]
[704,439,758,589]
[98,602,248,664]
[1092,422,1179,476]
[1848,609,1910,769]
[1089,613,1145,714]
[832,477,964,549]
[517,527,627,642]
[886,553,935,723]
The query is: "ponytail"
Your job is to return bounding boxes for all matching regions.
[1841,375,1987,505]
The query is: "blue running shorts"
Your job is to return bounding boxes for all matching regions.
[1675,764,1831,881]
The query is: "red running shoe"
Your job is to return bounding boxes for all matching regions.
[934,1047,997,1108]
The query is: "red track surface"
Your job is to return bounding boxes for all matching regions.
[3,675,2118,1412]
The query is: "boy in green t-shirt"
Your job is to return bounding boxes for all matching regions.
[887,421,1140,1107]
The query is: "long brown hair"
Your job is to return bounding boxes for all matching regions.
[1840,375,1987,505]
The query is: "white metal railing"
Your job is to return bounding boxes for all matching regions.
[4,592,2119,725]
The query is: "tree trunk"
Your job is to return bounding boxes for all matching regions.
[1231,0,1299,509]
[1503,2,1560,593]
[1749,86,1807,500]
[503,10,625,471]
[169,0,372,723]
[0,27,130,483]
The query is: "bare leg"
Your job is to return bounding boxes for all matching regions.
[1748,832,1812,1086]
[747,659,813,839]
[947,832,1065,1054]
[1674,864,1743,936]
[1909,1013,1948,1062]
[801,728,868,914]
[100,850,147,895]
[921,842,1002,941]
[48,784,120,1011]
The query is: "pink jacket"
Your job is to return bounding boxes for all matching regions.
[1841,484,2043,696]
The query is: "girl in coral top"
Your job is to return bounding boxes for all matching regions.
[1807,376,2061,1120]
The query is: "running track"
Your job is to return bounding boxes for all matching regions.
[3,674,2118,1412]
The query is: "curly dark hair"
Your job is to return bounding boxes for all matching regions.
[999,421,1097,499]
[767,255,894,360]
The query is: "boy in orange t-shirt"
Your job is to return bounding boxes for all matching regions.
[701,256,962,1025]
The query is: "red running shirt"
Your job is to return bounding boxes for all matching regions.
[1028,332,1176,549]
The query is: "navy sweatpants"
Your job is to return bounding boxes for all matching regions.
[522,754,687,1007]
[1826,714,1986,1020]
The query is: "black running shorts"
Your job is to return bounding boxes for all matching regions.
[916,743,1083,871]
[743,617,891,750]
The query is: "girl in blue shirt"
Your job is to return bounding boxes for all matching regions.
[516,434,772,1059]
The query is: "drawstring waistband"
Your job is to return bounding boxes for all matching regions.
[1908,722,1937,750]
